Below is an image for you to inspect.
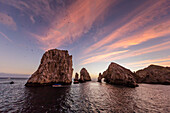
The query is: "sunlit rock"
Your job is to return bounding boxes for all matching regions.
[25,49,73,86]
[135,64,170,84]
[102,62,138,88]
[79,68,91,82]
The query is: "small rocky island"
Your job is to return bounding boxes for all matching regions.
[135,64,170,85]
[99,62,138,88]
[79,68,91,82]
[25,49,73,86]
[73,73,79,84]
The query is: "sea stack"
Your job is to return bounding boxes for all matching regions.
[97,73,102,82]
[25,49,73,86]
[74,73,79,84]
[79,68,91,82]
[135,64,170,85]
[102,62,138,88]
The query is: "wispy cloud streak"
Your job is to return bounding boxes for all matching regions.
[81,50,128,65]
[81,41,170,65]
[32,0,118,50]
[126,56,170,67]
[85,0,170,54]
[108,41,170,61]
[0,32,12,42]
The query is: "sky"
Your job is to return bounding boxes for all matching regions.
[0,0,169,78]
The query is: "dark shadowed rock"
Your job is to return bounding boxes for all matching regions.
[25,49,73,87]
[79,68,91,82]
[135,64,170,85]
[97,73,102,82]
[102,62,138,88]
[74,73,79,84]
[74,73,79,81]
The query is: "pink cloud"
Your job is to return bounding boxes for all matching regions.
[84,0,169,54]
[0,12,17,30]
[31,0,118,50]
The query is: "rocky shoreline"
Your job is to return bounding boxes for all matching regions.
[25,49,170,87]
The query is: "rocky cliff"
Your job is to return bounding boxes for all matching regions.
[102,62,138,87]
[25,49,73,86]
[79,68,91,82]
[135,65,170,84]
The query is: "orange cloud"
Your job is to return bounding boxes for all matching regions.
[81,41,170,65]
[85,0,169,54]
[32,0,118,50]
[81,50,128,65]
[0,32,12,42]
[104,20,170,51]
[108,41,170,61]
[126,56,170,67]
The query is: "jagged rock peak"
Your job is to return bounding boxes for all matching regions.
[102,62,138,88]
[25,49,73,86]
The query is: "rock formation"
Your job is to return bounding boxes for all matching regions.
[74,73,79,81]
[135,64,170,84]
[73,73,79,84]
[97,73,102,82]
[79,68,91,82]
[102,62,138,87]
[25,49,73,86]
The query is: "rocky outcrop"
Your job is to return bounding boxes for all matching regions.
[79,68,91,82]
[97,73,102,82]
[102,62,138,88]
[74,73,79,81]
[74,73,79,84]
[135,65,170,84]
[25,49,73,87]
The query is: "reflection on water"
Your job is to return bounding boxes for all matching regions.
[0,79,170,113]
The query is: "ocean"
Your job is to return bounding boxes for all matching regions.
[0,78,170,113]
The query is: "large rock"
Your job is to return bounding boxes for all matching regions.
[25,49,73,86]
[135,64,170,84]
[97,73,102,82]
[74,73,79,81]
[79,68,91,82]
[102,62,138,88]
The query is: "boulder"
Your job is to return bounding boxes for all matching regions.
[25,49,73,86]
[97,73,102,82]
[135,64,170,84]
[79,68,91,82]
[102,62,138,88]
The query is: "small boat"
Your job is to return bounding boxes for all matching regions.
[10,81,14,84]
[52,84,62,87]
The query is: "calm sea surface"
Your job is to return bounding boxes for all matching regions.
[0,78,170,113]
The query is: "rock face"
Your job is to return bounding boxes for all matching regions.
[74,73,79,81]
[135,65,170,84]
[79,68,91,82]
[25,49,73,86]
[97,73,102,82]
[102,62,138,87]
